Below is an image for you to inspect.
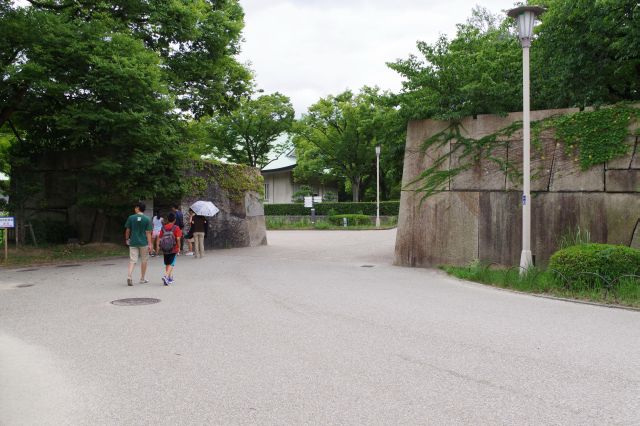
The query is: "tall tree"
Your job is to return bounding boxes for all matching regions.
[206,92,295,167]
[293,88,403,202]
[0,1,252,240]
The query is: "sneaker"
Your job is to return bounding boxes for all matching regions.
[168,277,175,284]
[162,275,168,286]
[185,252,194,256]
[139,278,149,284]
[127,277,133,286]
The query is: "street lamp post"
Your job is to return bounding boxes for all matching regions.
[507,6,545,273]
[375,145,381,228]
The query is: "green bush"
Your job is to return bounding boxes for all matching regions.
[548,243,640,289]
[327,214,371,226]
[264,201,400,216]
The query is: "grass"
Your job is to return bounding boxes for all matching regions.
[443,262,640,308]
[0,243,128,267]
[266,216,398,230]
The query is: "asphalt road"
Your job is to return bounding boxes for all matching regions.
[1,230,639,425]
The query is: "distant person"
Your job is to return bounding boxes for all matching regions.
[151,209,163,256]
[184,209,195,256]
[124,202,153,286]
[156,212,182,285]
[171,204,184,253]
[189,208,208,259]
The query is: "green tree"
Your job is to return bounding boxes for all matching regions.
[388,6,522,121]
[206,92,295,167]
[533,0,640,108]
[293,88,404,202]
[0,1,252,240]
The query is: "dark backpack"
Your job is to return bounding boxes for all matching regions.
[159,225,177,254]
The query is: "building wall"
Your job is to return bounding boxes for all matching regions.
[395,107,640,267]
[263,170,294,204]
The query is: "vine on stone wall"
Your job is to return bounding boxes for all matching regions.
[184,160,264,201]
[411,103,639,199]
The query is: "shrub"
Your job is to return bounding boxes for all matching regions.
[291,185,312,203]
[548,243,640,289]
[323,191,337,202]
[264,201,400,216]
[327,214,370,226]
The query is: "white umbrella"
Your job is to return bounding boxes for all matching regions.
[190,200,220,217]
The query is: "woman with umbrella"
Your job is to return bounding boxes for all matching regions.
[189,201,219,258]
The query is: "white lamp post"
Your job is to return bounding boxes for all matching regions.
[375,145,381,228]
[507,6,545,273]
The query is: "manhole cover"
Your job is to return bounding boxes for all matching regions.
[56,264,81,268]
[16,284,34,288]
[111,298,161,306]
[360,265,375,268]
[17,268,38,272]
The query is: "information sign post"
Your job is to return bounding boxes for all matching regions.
[0,216,15,262]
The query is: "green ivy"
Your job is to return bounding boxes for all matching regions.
[185,160,264,201]
[412,103,639,198]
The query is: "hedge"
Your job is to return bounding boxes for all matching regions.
[548,243,640,289]
[264,201,400,216]
[327,214,371,226]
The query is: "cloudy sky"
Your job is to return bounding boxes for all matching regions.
[238,0,518,115]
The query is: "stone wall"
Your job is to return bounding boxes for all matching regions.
[182,162,267,249]
[395,107,640,267]
[10,154,267,248]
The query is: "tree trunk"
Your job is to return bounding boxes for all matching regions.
[351,177,360,202]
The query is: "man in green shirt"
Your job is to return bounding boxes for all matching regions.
[124,202,153,286]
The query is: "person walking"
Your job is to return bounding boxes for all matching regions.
[171,204,185,253]
[124,202,153,286]
[151,209,163,256]
[156,212,182,285]
[189,208,208,258]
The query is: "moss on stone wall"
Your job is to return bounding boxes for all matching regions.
[184,159,264,201]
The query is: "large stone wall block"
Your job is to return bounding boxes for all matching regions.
[606,170,640,192]
[549,145,604,191]
[606,136,636,169]
[605,194,640,246]
[506,138,557,191]
[395,191,479,267]
[478,192,521,266]
[450,143,507,191]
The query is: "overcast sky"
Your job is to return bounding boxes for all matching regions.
[238,0,518,115]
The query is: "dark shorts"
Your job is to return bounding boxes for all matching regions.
[163,253,177,266]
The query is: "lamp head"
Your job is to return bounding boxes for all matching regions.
[375,145,381,156]
[507,6,545,48]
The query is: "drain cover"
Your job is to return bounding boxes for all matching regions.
[101,263,116,266]
[57,264,81,268]
[111,298,161,306]
[360,265,375,268]
[16,284,34,288]
[17,268,38,272]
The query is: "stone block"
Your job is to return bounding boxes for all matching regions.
[506,138,557,191]
[606,136,636,169]
[549,145,605,192]
[395,191,479,267]
[630,220,640,250]
[402,121,451,193]
[478,192,521,266]
[245,192,264,217]
[606,170,640,192]
[450,143,507,191]
[604,194,640,246]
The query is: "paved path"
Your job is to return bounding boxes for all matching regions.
[1,230,639,425]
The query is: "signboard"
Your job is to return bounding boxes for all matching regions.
[304,196,313,208]
[313,196,322,203]
[0,216,15,228]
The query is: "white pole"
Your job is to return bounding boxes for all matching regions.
[376,149,381,228]
[520,45,533,273]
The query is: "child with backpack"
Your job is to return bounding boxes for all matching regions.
[156,212,182,285]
